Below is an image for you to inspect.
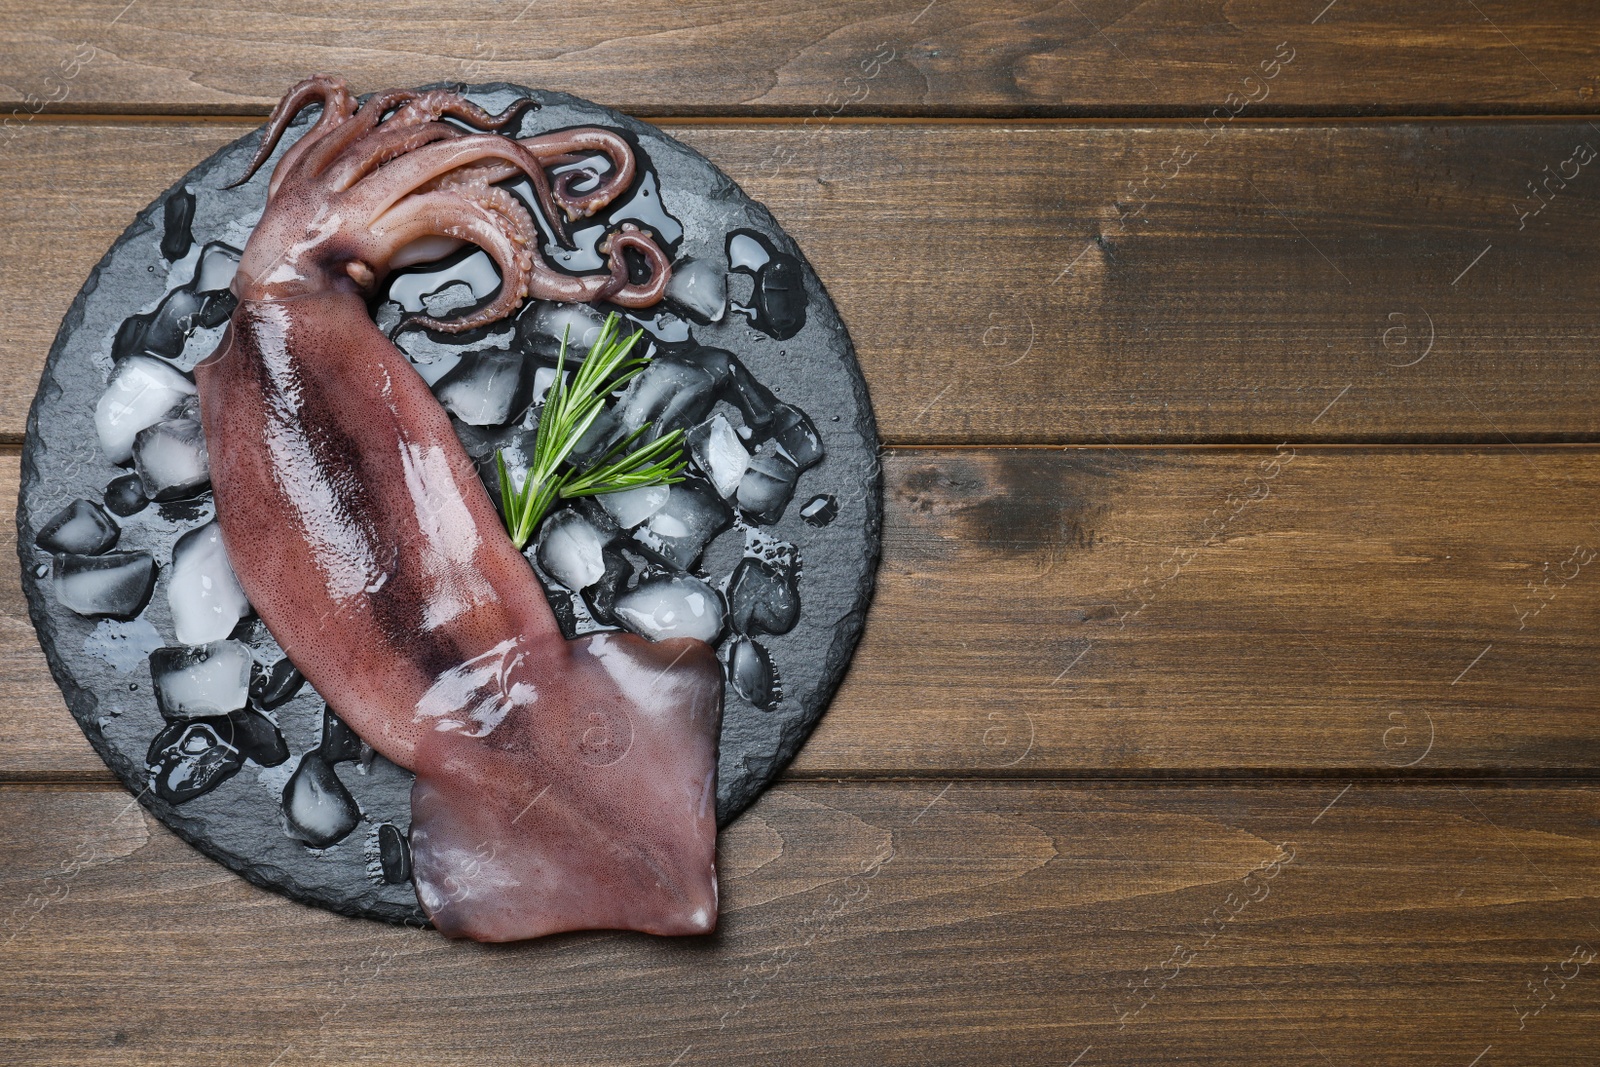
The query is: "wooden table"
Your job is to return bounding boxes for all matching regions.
[6,4,1600,1064]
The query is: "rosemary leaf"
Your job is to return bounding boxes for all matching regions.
[494,313,689,550]
[562,428,688,499]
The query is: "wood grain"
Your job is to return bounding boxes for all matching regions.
[14,446,1600,780]
[1,780,1597,1066]
[6,120,1600,444]
[3,1,1598,117]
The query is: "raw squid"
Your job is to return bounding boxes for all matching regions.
[193,75,722,941]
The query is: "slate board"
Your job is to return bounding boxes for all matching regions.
[16,84,881,923]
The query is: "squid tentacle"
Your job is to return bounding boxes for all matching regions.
[390,89,537,134]
[371,190,535,334]
[235,81,671,328]
[413,157,576,247]
[327,121,565,255]
[453,177,670,310]
[300,88,531,186]
[342,134,561,230]
[323,120,465,193]
[229,73,355,192]
[384,174,539,293]
[520,128,638,219]
[453,129,639,221]
[389,165,669,315]
[420,164,533,225]
[596,223,672,308]
[294,87,421,183]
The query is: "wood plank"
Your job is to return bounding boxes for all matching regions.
[810,443,1600,776]
[7,120,1600,444]
[2,780,1598,1065]
[13,446,1600,780]
[2,2,1597,117]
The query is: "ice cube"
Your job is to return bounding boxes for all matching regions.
[541,577,581,639]
[454,418,536,466]
[687,414,750,499]
[598,483,669,529]
[614,357,717,439]
[769,403,825,470]
[751,251,807,340]
[567,405,625,467]
[103,473,149,517]
[672,346,736,389]
[147,719,242,803]
[523,301,607,359]
[431,348,531,426]
[634,480,732,569]
[532,365,560,404]
[800,494,839,526]
[470,428,541,510]
[393,325,483,380]
[378,823,412,884]
[193,242,241,292]
[736,444,800,524]
[282,752,361,847]
[724,358,783,433]
[250,656,305,710]
[665,257,727,324]
[537,508,611,592]
[141,287,228,361]
[727,232,770,272]
[149,640,253,719]
[52,551,156,619]
[167,521,249,645]
[111,313,151,365]
[728,231,807,339]
[374,299,403,336]
[225,707,289,767]
[581,545,635,626]
[319,705,364,763]
[613,574,724,644]
[613,171,682,245]
[727,557,801,636]
[161,187,195,261]
[573,497,623,542]
[35,499,119,555]
[726,635,779,710]
[133,405,210,501]
[95,355,196,464]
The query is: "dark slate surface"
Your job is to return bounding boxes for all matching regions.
[16,84,881,924]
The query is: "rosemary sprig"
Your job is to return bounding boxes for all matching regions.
[496,314,687,549]
[561,424,686,498]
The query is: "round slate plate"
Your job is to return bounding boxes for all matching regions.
[17,84,881,923]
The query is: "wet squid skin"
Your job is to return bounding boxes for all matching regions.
[194,76,722,940]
